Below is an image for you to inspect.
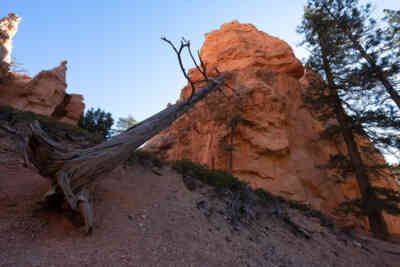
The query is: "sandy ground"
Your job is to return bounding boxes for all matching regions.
[0,118,400,266]
[1,158,400,267]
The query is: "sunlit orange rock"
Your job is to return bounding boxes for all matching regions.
[145,21,400,234]
[0,60,85,124]
[0,14,84,124]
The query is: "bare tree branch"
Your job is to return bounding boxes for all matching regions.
[198,50,207,75]
[187,42,208,80]
[161,36,243,102]
[161,37,197,98]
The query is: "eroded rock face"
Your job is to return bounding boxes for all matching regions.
[0,13,21,81]
[0,14,84,124]
[0,60,85,124]
[144,21,400,233]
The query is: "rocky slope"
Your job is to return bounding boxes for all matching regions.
[144,21,400,234]
[0,13,84,124]
[0,115,400,266]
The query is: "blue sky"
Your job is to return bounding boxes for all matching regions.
[3,0,399,122]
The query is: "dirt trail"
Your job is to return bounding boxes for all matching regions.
[1,158,400,267]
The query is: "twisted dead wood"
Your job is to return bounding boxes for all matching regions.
[27,74,225,233]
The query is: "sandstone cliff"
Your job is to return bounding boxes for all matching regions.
[0,13,84,124]
[144,21,400,233]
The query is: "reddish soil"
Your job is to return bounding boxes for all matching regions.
[1,159,400,267]
[0,119,400,266]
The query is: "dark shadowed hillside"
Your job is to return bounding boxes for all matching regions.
[0,110,400,267]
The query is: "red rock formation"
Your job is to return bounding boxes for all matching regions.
[0,14,84,124]
[145,21,400,234]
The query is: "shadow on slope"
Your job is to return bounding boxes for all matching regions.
[0,110,400,266]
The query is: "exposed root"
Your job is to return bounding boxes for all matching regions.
[77,189,94,234]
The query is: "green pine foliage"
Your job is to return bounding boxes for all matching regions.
[298,0,400,238]
[299,1,400,158]
[78,107,114,139]
[384,9,400,47]
[298,0,400,183]
[325,1,399,155]
[337,186,400,217]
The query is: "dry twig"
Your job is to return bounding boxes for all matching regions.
[161,37,210,98]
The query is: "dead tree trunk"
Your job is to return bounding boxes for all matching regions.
[27,74,224,233]
[25,36,233,233]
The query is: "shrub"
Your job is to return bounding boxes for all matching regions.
[172,158,244,190]
[0,104,90,135]
[172,158,325,218]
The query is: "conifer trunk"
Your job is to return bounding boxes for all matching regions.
[317,29,389,239]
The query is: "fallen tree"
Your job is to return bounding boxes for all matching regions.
[25,38,227,233]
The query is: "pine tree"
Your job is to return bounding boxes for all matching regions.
[78,108,114,139]
[224,113,243,173]
[309,1,400,164]
[319,1,400,111]
[298,0,395,239]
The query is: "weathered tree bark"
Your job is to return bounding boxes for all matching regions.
[27,75,225,233]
